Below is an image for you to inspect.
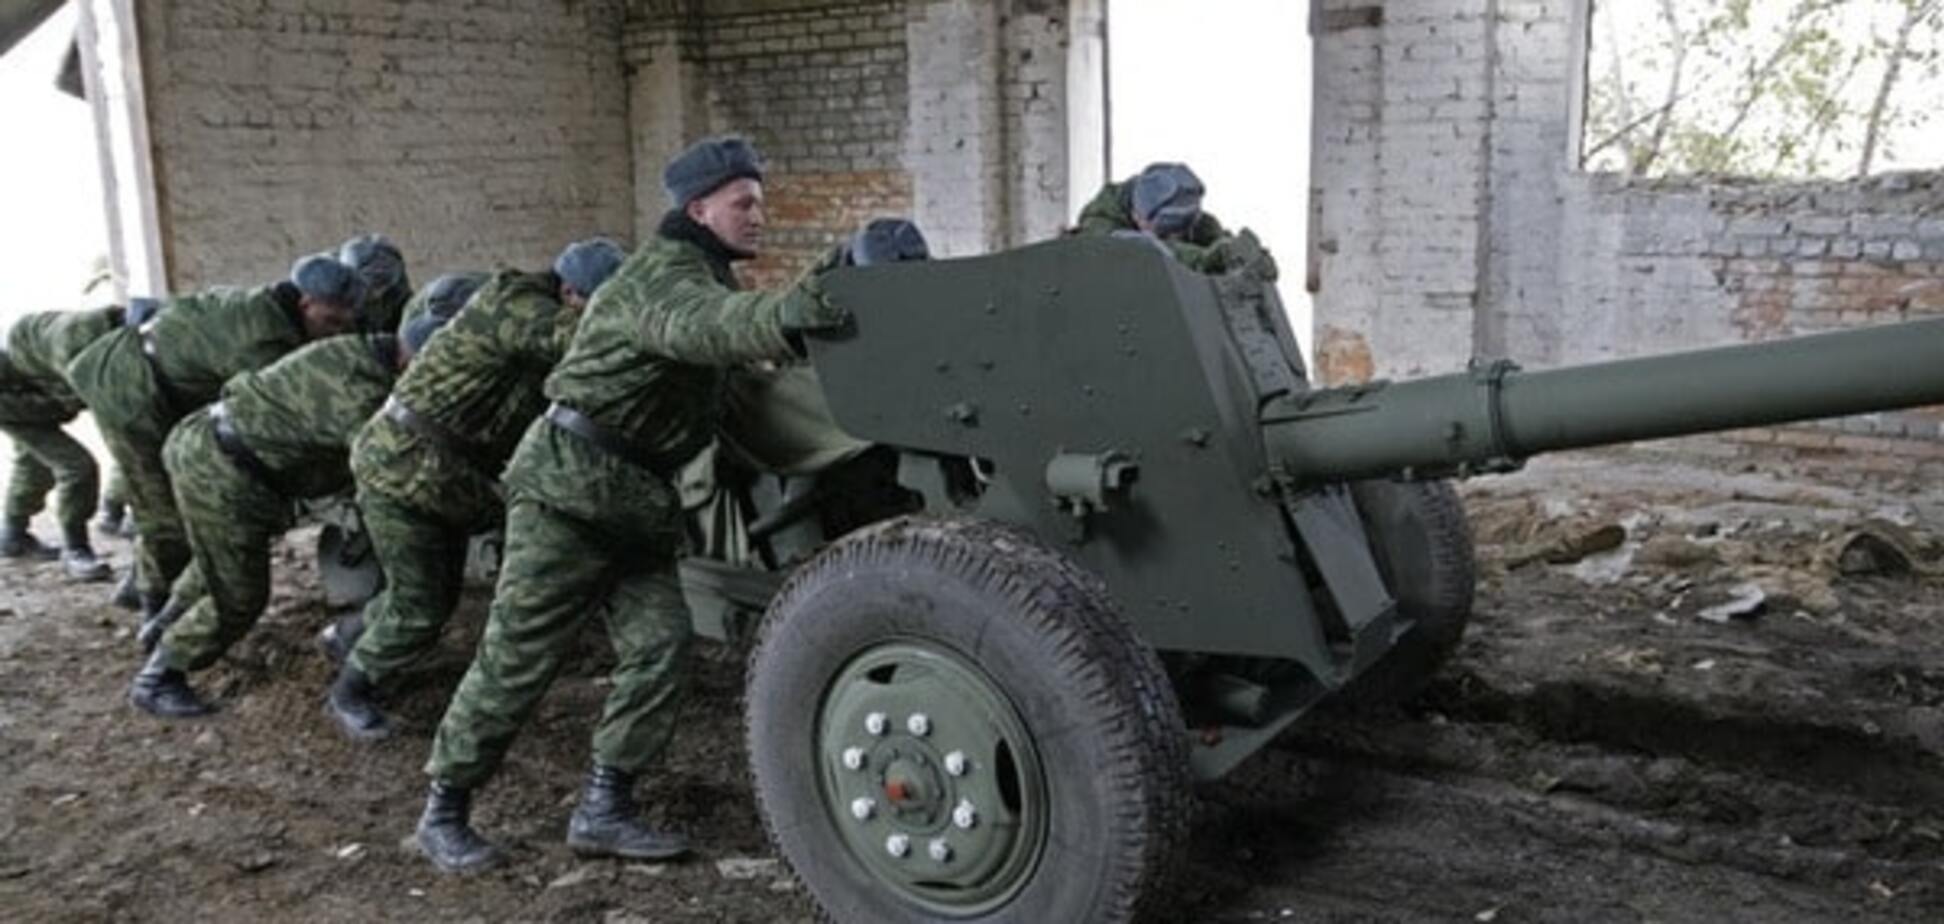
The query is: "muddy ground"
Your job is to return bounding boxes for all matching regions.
[3,446,1943,923]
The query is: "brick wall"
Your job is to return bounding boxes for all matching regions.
[138,0,635,290]
[1310,0,1944,458]
[624,0,1083,283]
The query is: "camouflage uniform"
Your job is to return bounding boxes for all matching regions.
[65,284,315,598]
[1073,178,1233,272]
[0,308,124,539]
[346,270,580,689]
[157,334,402,671]
[427,215,815,789]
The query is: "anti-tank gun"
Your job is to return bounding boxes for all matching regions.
[692,234,1944,923]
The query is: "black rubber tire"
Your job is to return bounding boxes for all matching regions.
[1338,479,1476,706]
[745,516,1192,923]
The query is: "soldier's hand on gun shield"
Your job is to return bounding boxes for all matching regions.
[779,276,850,334]
[1212,230,1280,282]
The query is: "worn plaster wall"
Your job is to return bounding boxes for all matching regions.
[137,0,635,290]
[1310,0,1944,462]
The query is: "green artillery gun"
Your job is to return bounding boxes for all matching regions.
[709,235,1944,922]
[320,233,1944,922]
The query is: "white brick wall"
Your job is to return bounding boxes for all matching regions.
[1312,0,1944,452]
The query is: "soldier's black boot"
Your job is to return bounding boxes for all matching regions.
[315,612,364,664]
[136,596,187,653]
[325,662,392,741]
[128,647,212,718]
[59,525,111,582]
[416,780,502,873]
[110,567,142,610]
[0,518,58,560]
[565,765,691,860]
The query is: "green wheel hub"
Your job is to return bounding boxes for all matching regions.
[817,641,1048,916]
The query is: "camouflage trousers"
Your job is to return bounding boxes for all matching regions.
[425,493,692,790]
[98,424,190,598]
[103,466,129,515]
[155,412,292,672]
[1,422,99,536]
[345,487,473,687]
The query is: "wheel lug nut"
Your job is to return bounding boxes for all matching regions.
[865,712,888,736]
[842,747,867,771]
[944,751,967,776]
[885,833,910,858]
[953,799,978,830]
[850,797,876,821]
[928,838,953,862]
[906,713,931,736]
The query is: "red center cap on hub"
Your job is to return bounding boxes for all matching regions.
[885,778,912,802]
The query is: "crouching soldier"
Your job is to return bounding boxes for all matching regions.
[325,240,624,741]
[409,136,848,873]
[66,256,365,626]
[128,314,452,717]
[398,271,488,330]
[1073,161,1275,278]
[0,305,125,579]
[340,234,413,334]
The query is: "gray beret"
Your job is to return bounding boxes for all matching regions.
[1131,162,1205,237]
[289,253,367,308]
[421,272,487,320]
[848,218,931,267]
[554,238,626,297]
[663,137,765,207]
[401,313,451,354]
[338,234,407,292]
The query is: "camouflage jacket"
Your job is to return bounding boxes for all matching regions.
[65,283,311,442]
[502,212,803,527]
[0,352,75,425]
[1073,178,1232,272]
[217,333,400,499]
[0,306,124,421]
[350,269,577,520]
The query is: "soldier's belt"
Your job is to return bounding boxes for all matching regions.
[543,402,690,476]
[210,402,296,497]
[381,395,493,463]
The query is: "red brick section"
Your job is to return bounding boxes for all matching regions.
[1714,249,1944,452]
[1314,324,1377,385]
[737,169,913,289]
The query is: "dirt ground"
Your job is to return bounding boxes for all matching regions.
[3,446,1944,923]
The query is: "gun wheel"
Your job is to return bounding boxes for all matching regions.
[746,516,1190,923]
[1341,479,1477,705]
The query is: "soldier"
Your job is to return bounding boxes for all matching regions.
[407,137,846,873]
[0,305,123,580]
[127,314,452,718]
[324,239,624,741]
[65,255,365,625]
[341,234,413,334]
[1073,161,1275,278]
[398,271,487,329]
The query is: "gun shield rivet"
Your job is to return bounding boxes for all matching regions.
[865,712,888,736]
[850,797,876,821]
[953,800,978,830]
[943,751,967,776]
[906,713,931,736]
[928,838,953,862]
[886,834,911,858]
[841,747,867,771]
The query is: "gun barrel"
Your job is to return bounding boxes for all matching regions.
[1263,317,1944,484]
